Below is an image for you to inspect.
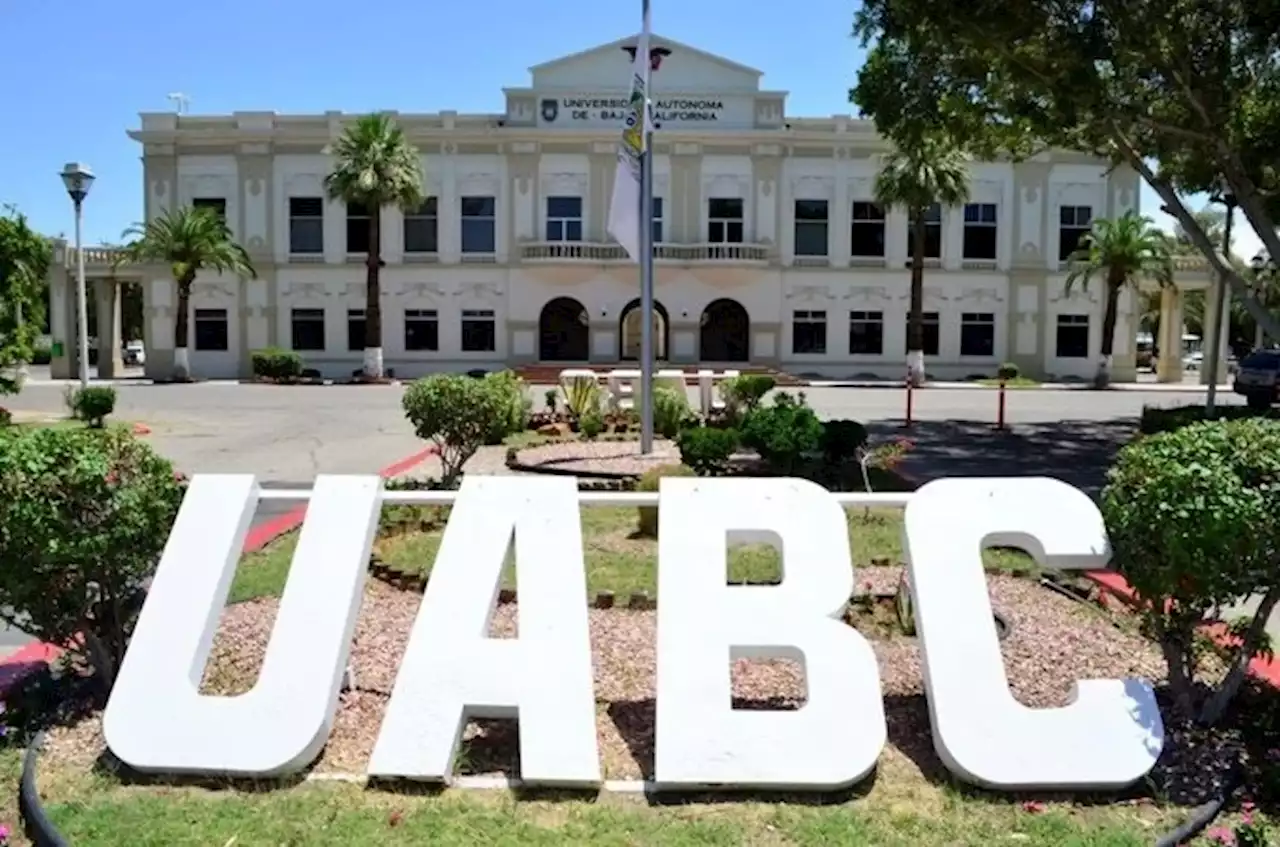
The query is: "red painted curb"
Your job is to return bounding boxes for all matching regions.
[0,445,440,699]
[1083,571,1280,688]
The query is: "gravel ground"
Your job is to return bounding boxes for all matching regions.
[45,565,1243,803]
[515,439,683,476]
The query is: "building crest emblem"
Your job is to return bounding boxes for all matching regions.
[622,44,673,71]
[540,99,559,122]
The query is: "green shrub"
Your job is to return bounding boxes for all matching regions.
[579,409,605,440]
[635,462,697,537]
[403,374,511,485]
[251,347,304,381]
[820,419,868,462]
[741,393,823,473]
[70,385,117,427]
[0,427,185,693]
[1101,418,1280,723]
[653,386,691,438]
[996,362,1020,381]
[482,370,531,445]
[0,406,10,427]
[31,341,52,365]
[1138,403,1273,435]
[563,376,600,420]
[720,374,775,421]
[677,426,739,475]
[544,388,559,412]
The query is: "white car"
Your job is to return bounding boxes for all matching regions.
[123,340,146,366]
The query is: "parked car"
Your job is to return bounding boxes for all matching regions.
[123,340,146,366]
[1232,348,1280,409]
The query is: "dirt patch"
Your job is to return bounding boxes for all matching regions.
[515,439,683,476]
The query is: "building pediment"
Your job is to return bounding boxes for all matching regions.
[529,34,763,94]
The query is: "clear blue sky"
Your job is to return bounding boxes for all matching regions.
[0,0,1257,258]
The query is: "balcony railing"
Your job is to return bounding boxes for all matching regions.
[519,240,770,265]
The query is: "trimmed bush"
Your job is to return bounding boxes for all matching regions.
[635,462,697,537]
[70,385,117,427]
[996,362,1020,381]
[720,373,775,421]
[677,426,739,475]
[579,409,605,440]
[251,347,304,381]
[1138,403,1273,435]
[1101,417,1280,723]
[820,418,868,462]
[483,370,531,445]
[741,392,823,473]
[402,374,511,485]
[653,386,691,438]
[0,427,185,693]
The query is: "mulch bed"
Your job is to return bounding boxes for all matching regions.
[41,566,1258,805]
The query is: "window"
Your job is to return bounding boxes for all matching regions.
[1059,205,1093,261]
[193,308,228,351]
[960,312,996,357]
[962,203,998,261]
[851,202,885,257]
[1055,314,1090,358]
[461,196,496,254]
[289,197,324,254]
[192,197,227,222]
[707,198,744,244]
[791,309,827,355]
[404,198,438,254]
[848,311,884,355]
[405,309,439,352]
[291,307,326,351]
[346,309,365,352]
[652,196,665,244]
[345,202,370,254]
[903,312,940,356]
[545,196,583,242]
[794,200,829,257]
[906,203,943,260]
[461,309,496,352]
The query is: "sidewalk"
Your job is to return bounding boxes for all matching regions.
[810,379,1232,391]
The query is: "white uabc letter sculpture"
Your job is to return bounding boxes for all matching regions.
[654,477,886,790]
[903,477,1164,790]
[104,474,382,776]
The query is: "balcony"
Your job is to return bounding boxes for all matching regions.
[519,240,770,265]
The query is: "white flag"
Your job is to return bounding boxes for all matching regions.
[606,17,653,261]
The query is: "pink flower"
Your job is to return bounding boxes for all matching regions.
[1205,826,1236,845]
[0,822,11,842]
[1020,800,1046,814]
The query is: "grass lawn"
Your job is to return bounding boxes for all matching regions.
[975,377,1041,388]
[231,500,1036,604]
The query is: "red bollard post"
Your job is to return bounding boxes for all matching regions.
[995,378,1007,431]
[904,369,914,428]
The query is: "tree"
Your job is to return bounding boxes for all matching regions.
[120,207,256,380]
[1064,212,1174,387]
[0,206,52,395]
[324,113,425,380]
[873,136,970,385]
[1172,208,1226,256]
[1238,253,1280,349]
[850,0,1280,341]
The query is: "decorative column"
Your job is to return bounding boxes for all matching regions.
[94,278,124,378]
[1156,286,1185,383]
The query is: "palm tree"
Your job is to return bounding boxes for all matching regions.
[121,206,256,380]
[1064,211,1174,388]
[324,113,424,379]
[874,136,970,386]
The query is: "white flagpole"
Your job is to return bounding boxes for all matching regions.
[638,0,656,454]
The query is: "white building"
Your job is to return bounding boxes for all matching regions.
[48,34,1213,383]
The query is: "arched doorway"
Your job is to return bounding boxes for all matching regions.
[699,298,751,362]
[538,297,590,361]
[619,298,669,361]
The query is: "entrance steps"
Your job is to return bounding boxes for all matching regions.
[511,363,807,386]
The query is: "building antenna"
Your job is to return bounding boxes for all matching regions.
[167,92,191,114]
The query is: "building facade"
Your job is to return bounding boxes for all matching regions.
[48,34,1214,382]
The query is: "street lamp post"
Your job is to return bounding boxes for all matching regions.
[59,163,95,391]
[1205,182,1235,417]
